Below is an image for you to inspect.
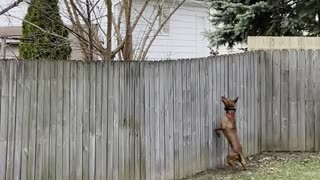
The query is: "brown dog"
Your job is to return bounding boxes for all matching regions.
[215,96,246,170]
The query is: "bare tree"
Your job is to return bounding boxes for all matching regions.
[62,0,187,61]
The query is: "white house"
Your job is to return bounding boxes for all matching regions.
[0,0,240,60]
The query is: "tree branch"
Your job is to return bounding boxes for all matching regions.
[0,0,23,16]
[131,0,151,32]
[141,0,186,60]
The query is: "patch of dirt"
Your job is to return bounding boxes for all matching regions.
[182,152,320,180]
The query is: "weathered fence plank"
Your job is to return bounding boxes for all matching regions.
[95,61,103,180]
[272,50,281,151]
[6,61,17,180]
[62,61,71,180]
[207,57,214,169]
[289,50,298,151]
[211,56,218,168]
[13,61,24,180]
[297,50,306,151]
[260,51,266,152]
[306,50,315,151]
[112,62,120,180]
[106,61,113,180]
[315,50,320,151]
[265,51,273,151]
[49,61,57,180]
[280,50,289,151]
[82,63,90,180]
[56,61,64,180]
[69,61,77,180]
[35,60,46,180]
[165,61,174,179]
[76,62,83,180]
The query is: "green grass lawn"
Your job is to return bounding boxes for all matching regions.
[185,152,320,180]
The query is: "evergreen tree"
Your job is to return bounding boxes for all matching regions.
[208,0,320,48]
[19,0,71,60]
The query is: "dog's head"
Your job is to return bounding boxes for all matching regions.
[221,96,238,111]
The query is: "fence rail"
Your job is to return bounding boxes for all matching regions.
[0,49,317,180]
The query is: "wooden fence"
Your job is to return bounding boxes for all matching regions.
[260,49,320,152]
[0,49,316,180]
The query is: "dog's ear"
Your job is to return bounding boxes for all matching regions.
[221,96,226,102]
[234,97,239,103]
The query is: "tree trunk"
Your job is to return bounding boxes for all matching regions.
[123,0,133,60]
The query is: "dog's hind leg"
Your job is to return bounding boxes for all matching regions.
[226,155,236,169]
[237,154,246,170]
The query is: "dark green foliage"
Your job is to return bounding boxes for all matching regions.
[19,0,71,60]
[208,0,320,48]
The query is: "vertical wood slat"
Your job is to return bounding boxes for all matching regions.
[129,62,136,180]
[190,59,197,173]
[215,56,223,167]
[202,58,209,170]
[101,62,108,179]
[280,50,289,151]
[265,51,273,151]
[56,61,64,180]
[76,62,84,180]
[154,62,161,180]
[254,52,260,154]
[186,60,192,177]
[174,61,183,179]
[95,62,103,180]
[82,63,90,180]
[211,56,218,168]
[62,61,70,180]
[260,51,266,152]
[272,50,281,151]
[13,61,24,180]
[207,57,214,169]
[159,62,165,180]
[42,61,50,180]
[118,62,125,180]
[35,61,45,180]
[124,62,130,180]
[164,61,174,179]
[238,54,245,155]
[6,60,17,180]
[149,62,156,180]
[20,61,31,180]
[305,50,315,151]
[297,50,306,151]
[139,62,146,180]
[49,61,58,180]
[28,61,38,180]
[315,50,320,151]
[70,61,77,180]
[0,60,8,180]
[106,61,113,180]
[112,62,120,180]
[289,50,298,151]
[144,62,151,180]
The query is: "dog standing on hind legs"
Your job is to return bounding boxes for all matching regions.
[215,96,246,170]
